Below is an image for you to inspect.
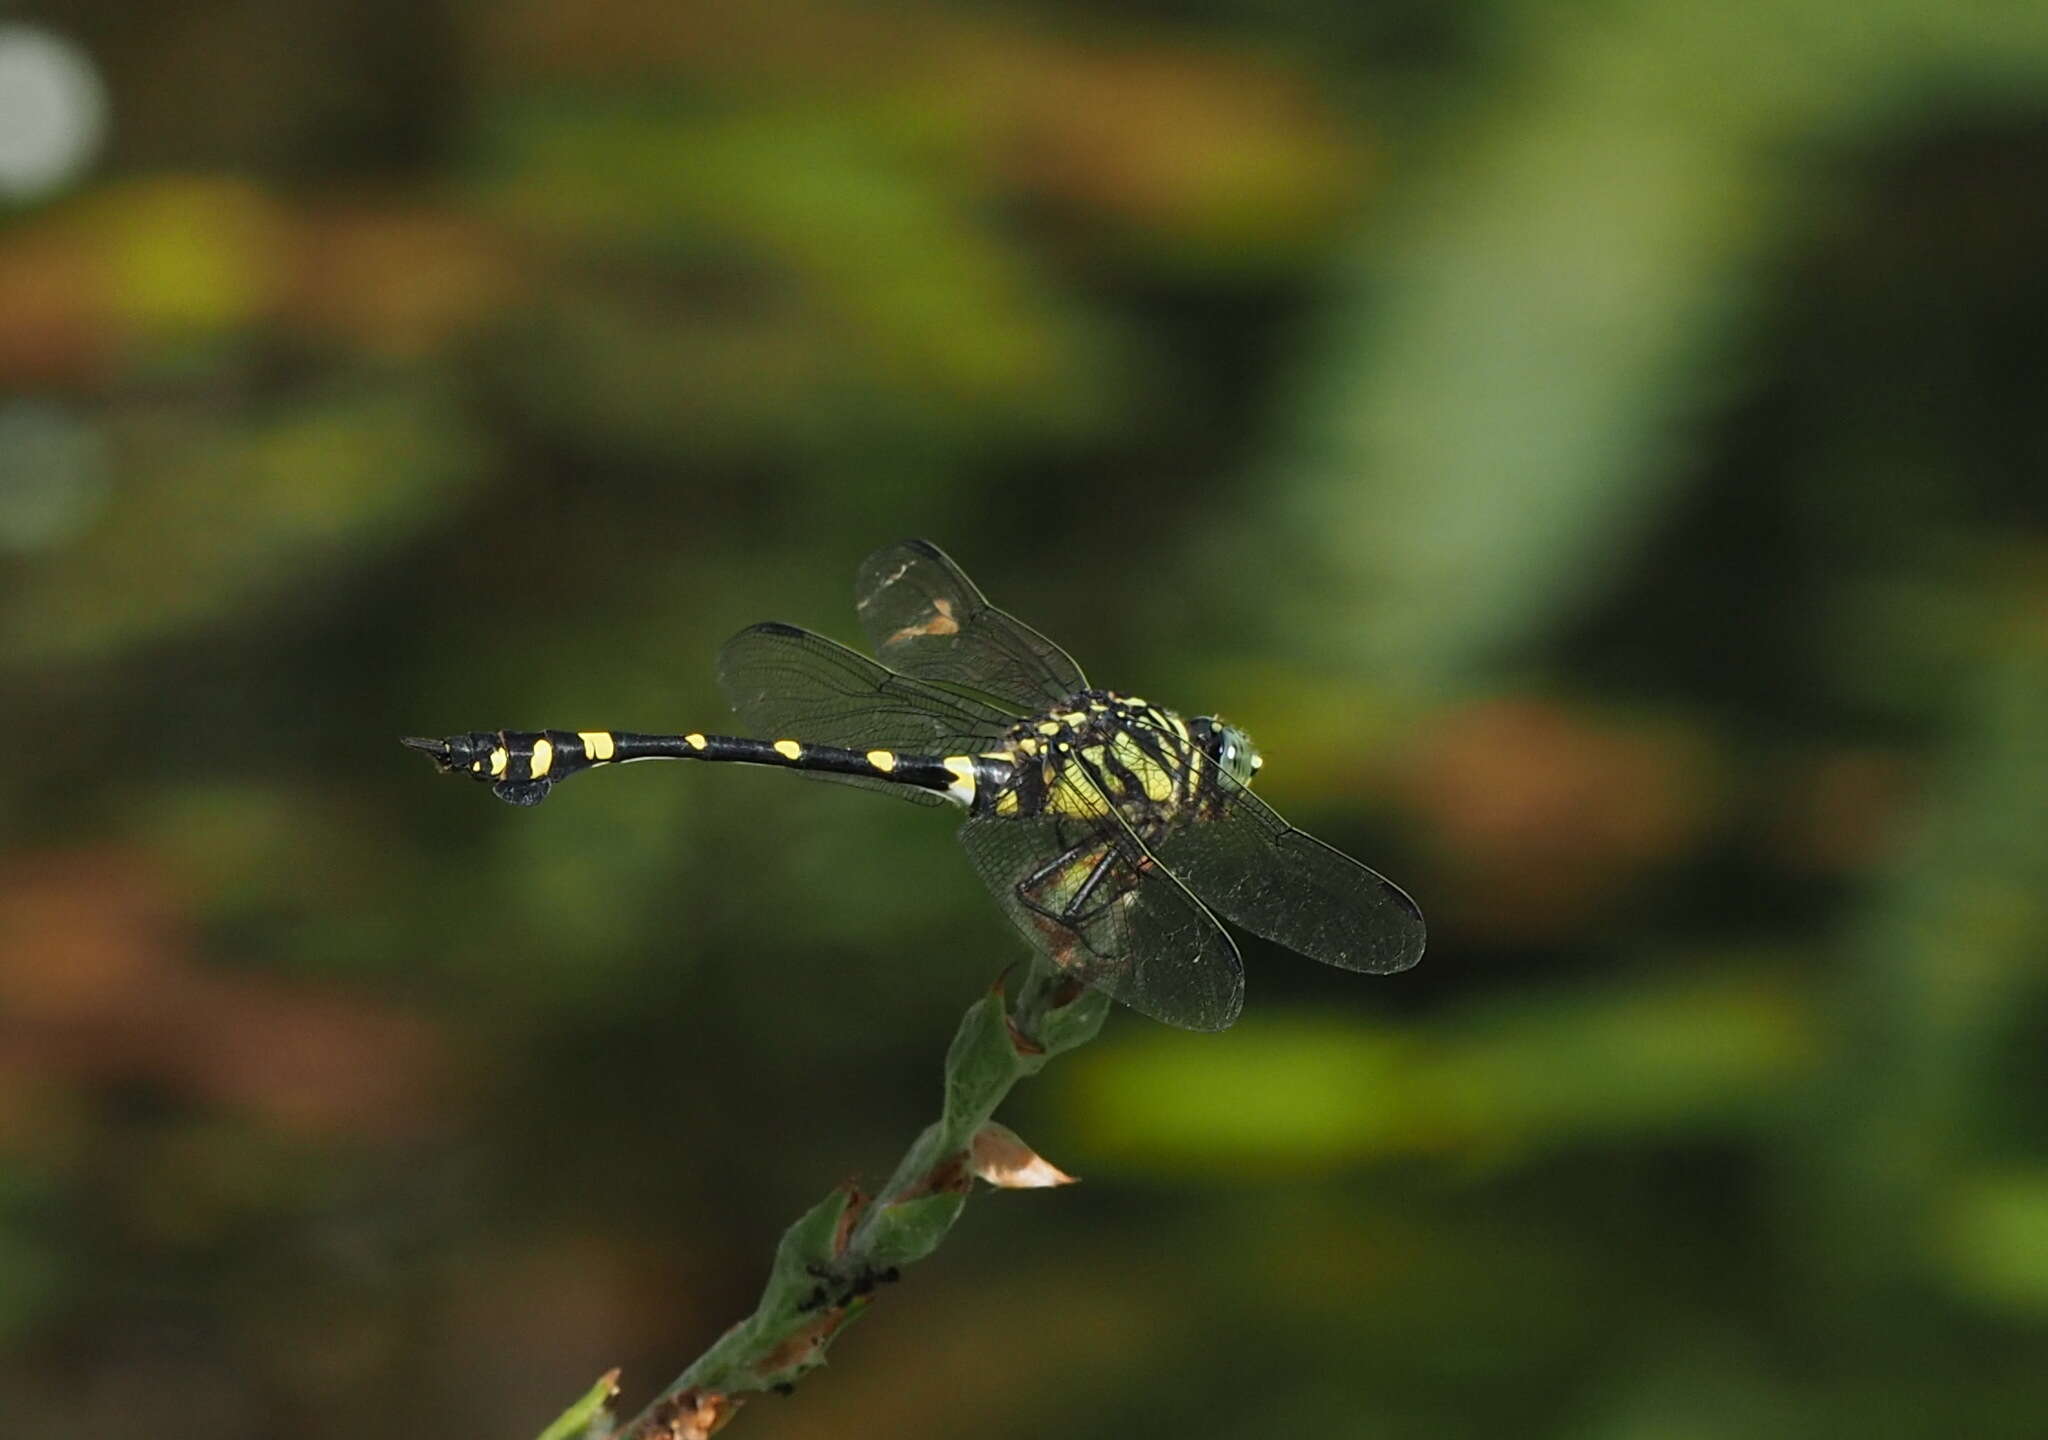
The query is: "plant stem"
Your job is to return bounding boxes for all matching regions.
[585,962,1109,1440]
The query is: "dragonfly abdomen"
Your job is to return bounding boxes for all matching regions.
[403,729,998,807]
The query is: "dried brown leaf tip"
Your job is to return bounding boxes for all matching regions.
[637,1387,741,1440]
[757,1308,847,1380]
[969,1123,1078,1189]
[898,1153,972,1202]
[832,1183,868,1256]
[1005,1011,1046,1056]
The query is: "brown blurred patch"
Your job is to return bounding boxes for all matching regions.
[1770,745,1920,873]
[0,178,284,385]
[0,848,448,1142]
[285,204,518,359]
[484,0,905,86]
[0,184,520,386]
[965,38,1366,256]
[0,226,119,386]
[435,1238,663,1436]
[1406,697,1719,942]
[486,0,1366,258]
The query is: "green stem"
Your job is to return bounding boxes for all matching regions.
[589,962,1109,1440]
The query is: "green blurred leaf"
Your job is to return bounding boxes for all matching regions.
[533,1369,618,1440]
[1271,0,2048,697]
[1058,972,1816,1174]
[1941,1170,2048,1314]
[0,381,484,665]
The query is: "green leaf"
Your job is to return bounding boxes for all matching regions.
[759,1186,858,1315]
[533,1369,618,1440]
[862,1192,968,1268]
[1027,981,1112,1060]
[942,989,1019,1131]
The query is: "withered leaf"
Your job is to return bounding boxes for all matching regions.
[968,1122,1078,1189]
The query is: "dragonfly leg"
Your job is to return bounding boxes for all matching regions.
[1015,836,1111,922]
[1059,847,1126,925]
[1017,829,1093,894]
[1016,836,1142,936]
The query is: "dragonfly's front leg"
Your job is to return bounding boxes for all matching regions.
[1059,846,1125,925]
[1015,835,1109,926]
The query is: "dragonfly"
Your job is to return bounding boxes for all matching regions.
[403,540,1424,1029]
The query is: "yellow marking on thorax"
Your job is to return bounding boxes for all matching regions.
[1112,731,1175,802]
[980,750,1014,762]
[685,733,708,750]
[489,746,509,777]
[1057,711,1088,727]
[579,731,616,762]
[1017,736,1040,756]
[1036,721,1063,736]
[529,737,555,778]
[1043,759,1111,818]
[941,755,978,806]
[866,749,896,773]
[773,739,803,761]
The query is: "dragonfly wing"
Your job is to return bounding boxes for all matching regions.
[1151,771,1425,974]
[956,772,1243,1031]
[717,622,1019,806]
[855,539,1088,713]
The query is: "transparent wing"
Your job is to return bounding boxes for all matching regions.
[956,772,1243,1031]
[716,622,1020,807]
[855,539,1087,713]
[1152,770,1426,974]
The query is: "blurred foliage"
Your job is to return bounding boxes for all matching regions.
[1061,969,1817,1172]
[1,1,2045,1437]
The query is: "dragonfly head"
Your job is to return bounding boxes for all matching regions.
[1197,718,1263,788]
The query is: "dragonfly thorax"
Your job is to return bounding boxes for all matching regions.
[975,689,1218,828]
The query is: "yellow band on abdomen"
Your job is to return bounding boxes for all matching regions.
[941,755,977,806]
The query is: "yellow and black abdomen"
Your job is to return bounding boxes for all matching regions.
[404,728,999,808]
[402,729,627,806]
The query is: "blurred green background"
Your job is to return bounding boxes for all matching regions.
[2,2,2045,1436]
